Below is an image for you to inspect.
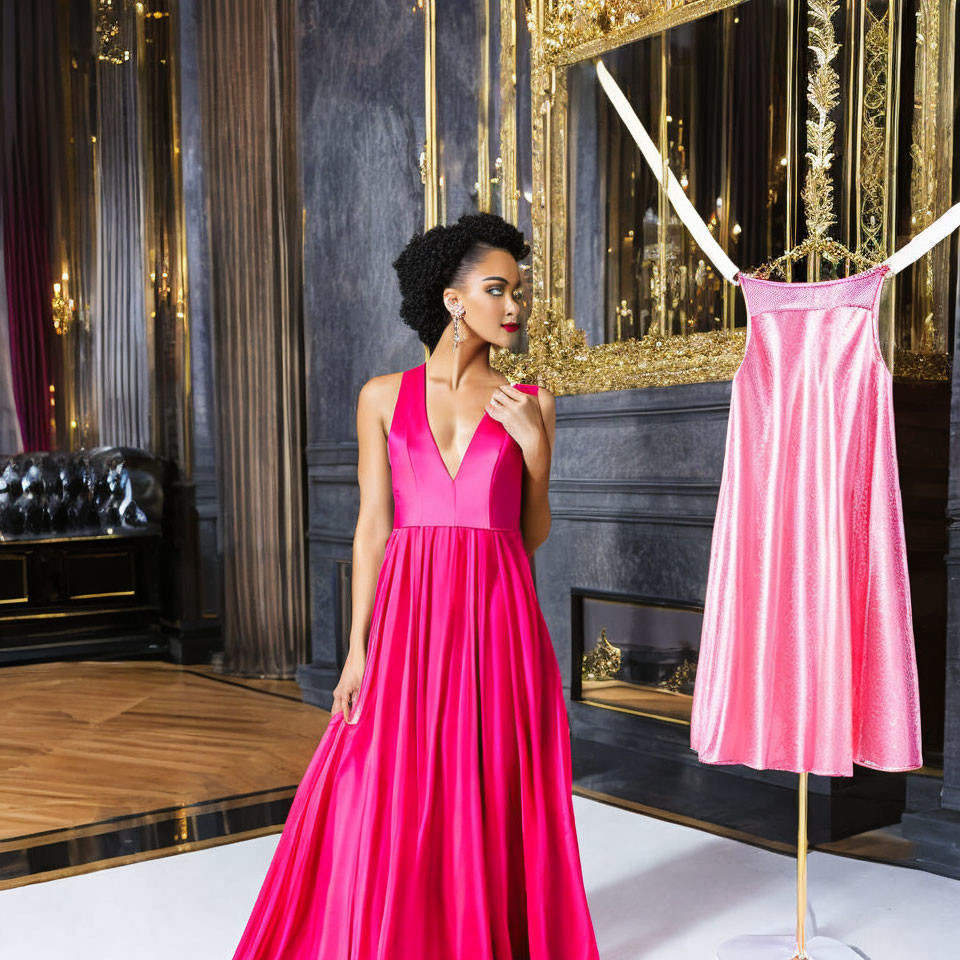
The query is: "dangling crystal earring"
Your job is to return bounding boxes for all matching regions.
[451,304,465,349]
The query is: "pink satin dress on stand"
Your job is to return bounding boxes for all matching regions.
[691,265,923,776]
[232,361,600,959]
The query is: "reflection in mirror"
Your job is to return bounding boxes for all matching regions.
[569,3,791,350]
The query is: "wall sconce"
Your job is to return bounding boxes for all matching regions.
[52,272,75,336]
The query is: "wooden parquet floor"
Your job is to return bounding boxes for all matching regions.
[0,660,331,839]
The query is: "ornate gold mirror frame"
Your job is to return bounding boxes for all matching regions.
[493,0,748,392]
[489,0,954,393]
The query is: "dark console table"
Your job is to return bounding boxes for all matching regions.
[0,448,166,664]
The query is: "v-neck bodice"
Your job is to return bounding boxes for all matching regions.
[387,362,538,531]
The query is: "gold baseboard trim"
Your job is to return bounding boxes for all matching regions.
[0,823,285,892]
[0,605,154,623]
[0,784,299,891]
[68,589,136,600]
[576,697,692,726]
[0,786,297,851]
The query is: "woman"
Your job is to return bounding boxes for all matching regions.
[232,212,600,959]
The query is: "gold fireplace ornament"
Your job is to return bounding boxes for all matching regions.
[581,628,623,681]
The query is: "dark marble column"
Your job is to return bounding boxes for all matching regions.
[901,246,960,878]
[167,0,222,659]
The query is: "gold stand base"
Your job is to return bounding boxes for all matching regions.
[716,935,862,959]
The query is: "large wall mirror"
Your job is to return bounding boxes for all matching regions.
[1,0,189,461]
[491,0,956,394]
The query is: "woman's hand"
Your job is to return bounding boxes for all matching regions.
[484,384,546,453]
[331,646,366,724]
[488,384,555,556]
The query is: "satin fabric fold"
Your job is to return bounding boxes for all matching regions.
[232,364,599,959]
[691,266,922,777]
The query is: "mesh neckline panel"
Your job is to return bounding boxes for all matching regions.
[738,265,889,316]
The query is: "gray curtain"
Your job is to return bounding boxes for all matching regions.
[200,0,307,676]
[94,9,150,449]
[0,205,23,453]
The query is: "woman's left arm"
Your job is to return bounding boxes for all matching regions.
[486,383,556,556]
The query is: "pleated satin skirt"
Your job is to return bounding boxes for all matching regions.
[231,524,599,960]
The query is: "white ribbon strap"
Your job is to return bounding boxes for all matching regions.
[597,60,960,283]
[595,59,741,285]
[882,201,960,275]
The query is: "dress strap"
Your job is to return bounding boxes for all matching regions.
[596,59,960,286]
[596,60,741,285]
[597,59,740,284]
[388,364,417,437]
[882,202,960,275]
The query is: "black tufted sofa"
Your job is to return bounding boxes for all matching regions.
[0,447,166,663]
[0,447,163,539]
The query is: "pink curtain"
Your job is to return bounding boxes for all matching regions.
[1,0,54,452]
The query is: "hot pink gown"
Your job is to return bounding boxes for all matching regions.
[232,361,599,959]
[691,265,923,776]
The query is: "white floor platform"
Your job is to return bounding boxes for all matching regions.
[0,796,956,959]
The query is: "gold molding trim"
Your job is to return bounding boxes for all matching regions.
[422,0,439,229]
[0,605,154,624]
[534,0,747,68]
[579,697,691,727]
[0,821,285,893]
[70,590,137,600]
[499,0,519,224]
[168,0,194,478]
[477,0,492,212]
[801,0,841,249]
[906,0,954,359]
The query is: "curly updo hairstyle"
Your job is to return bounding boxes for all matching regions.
[392,212,530,351]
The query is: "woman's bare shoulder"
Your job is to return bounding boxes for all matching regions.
[359,370,404,399]
[357,370,407,435]
[535,384,555,408]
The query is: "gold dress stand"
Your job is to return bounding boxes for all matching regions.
[717,245,878,960]
[715,774,860,960]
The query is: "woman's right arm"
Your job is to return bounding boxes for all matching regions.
[330,375,398,723]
